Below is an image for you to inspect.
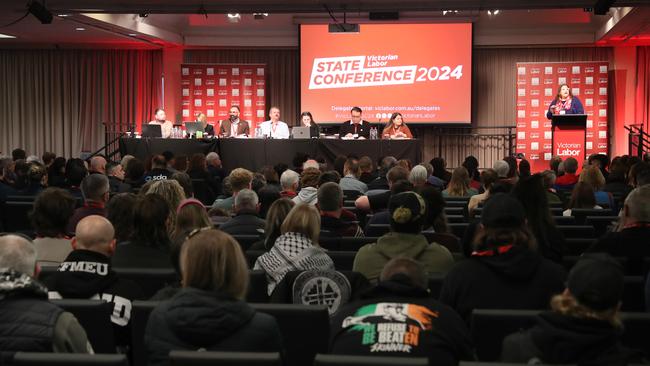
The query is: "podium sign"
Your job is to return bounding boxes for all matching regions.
[552,114,587,168]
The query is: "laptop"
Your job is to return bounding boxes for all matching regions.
[184,122,203,136]
[142,124,162,138]
[292,126,311,139]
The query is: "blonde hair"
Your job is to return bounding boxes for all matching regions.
[550,292,621,328]
[447,166,471,197]
[229,168,253,192]
[172,203,211,241]
[181,229,249,300]
[281,204,321,244]
[579,165,606,191]
[146,180,187,229]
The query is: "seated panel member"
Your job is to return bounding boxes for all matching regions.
[339,106,371,139]
[300,111,320,138]
[148,108,174,139]
[258,106,290,139]
[381,112,413,139]
[219,105,250,138]
[545,83,585,120]
[195,112,214,136]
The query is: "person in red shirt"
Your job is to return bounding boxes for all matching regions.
[555,157,579,188]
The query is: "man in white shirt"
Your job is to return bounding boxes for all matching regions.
[148,109,173,138]
[257,106,290,139]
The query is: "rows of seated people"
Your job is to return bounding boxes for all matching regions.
[1,147,650,366]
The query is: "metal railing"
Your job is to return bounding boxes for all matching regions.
[624,124,650,157]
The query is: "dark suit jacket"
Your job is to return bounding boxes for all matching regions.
[203,124,215,136]
[339,120,371,139]
[219,119,250,137]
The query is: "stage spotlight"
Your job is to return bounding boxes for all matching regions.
[227,13,241,23]
[28,1,53,24]
[487,9,500,16]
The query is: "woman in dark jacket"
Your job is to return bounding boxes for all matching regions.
[145,229,283,366]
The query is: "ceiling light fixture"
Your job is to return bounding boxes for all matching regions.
[128,33,137,36]
[227,13,241,23]
[487,9,500,15]
[0,33,17,39]
[442,10,459,16]
[57,14,71,17]
[253,13,269,20]
[75,27,85,31]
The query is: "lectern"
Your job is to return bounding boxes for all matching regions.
[551,114,587,164]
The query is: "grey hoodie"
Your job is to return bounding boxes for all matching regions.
[292,186,318,205]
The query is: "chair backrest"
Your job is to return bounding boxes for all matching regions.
[446,214,467,223]
[50,299,116,354]
[584,216,619,237]
[13,353,128,366]
[232,235,262,251]
[113,267,178,299]
[252,303,329,366]
[564,238,596,256]
[557,225,596,239]
[247,270,269,303]
[422,231,461,253]
[469,309,539,361]
[427,273,446,298]
[570,208,614,224]
[327,251,357,271]
[443,207,465,216]
[131,301,158,366]
[552,216,576,225]
[448,223,470,239]
[314,354,428,366]
[1,200,34,232]
[169,351,281,366]
[319,236,378,252]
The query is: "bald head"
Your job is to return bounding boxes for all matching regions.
[0,235,36,276]
[74,215,116,256]
[90,156,107,174]
[624,185,650,223]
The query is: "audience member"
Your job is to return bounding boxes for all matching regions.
[144,155,173,182]
[468,169,498,215]
[363,179,414,235]
[540,170,563,205]
[442,167,478,198]
[279,169,299,198]
[563,182,602,216]
[549,156,563,177]
[340,158,368,194]
[112,194,172,268]
[519,159,532,178]
[408,164,428,188]
[187,153,219,196]
[219,189,265,236]
[430,157,452,183]
[318,182,364,238]
[254,204,334,295]
[42,152,56,167]
[124,158,146,188]
[251,172,267,193]
[106,162,131,193]
[555,157,579,188]
[213,168,253,213]
[64,158,88,199]
[293,167,320,205]
[120,155,134,171]
[579,165,614,208]
[358,156,376,184]
[0,234,92,353]
[502,255,643,365]
[19,162,47,195]
[462,155,482,191]
[88,156,107,175]
[603,160,633,201]
[439,194,566,323]
[45,216,143,346]
[46,157,67,188]
[260,165,280,189]
[512,174,566,263]
[249,198,295,251]
[66,174,110,234]
[12,148,26,161]
[330,258,474,365]
[257,184,281,218]
[31,188,76,266]
[367,156,397,190]
[355,165,410,212]
[354,191,454,283]
[145,179,187,228]
[170,198,211,246]
[421,161,445,189]
[170,171,194,200]
[106,192,137,243]
[587,185,650,275]
[145,229,282,366]
[206,152,226,182]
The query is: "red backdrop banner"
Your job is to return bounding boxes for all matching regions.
[515,61,609,172]
[180,63,267,131]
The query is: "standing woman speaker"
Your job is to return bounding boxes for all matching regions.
[546,84,585,120]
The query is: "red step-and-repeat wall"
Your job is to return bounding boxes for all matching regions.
[515,61,609,172]
[180,63,267,131]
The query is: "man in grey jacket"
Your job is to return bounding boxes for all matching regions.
[0,234,93,353]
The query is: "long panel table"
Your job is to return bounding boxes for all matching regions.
[119,138,422,172]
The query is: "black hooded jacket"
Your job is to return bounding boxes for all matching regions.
[439,245,566,322]
[330,276,475,366]
[502,311,644,365]
[145,287,283,366]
